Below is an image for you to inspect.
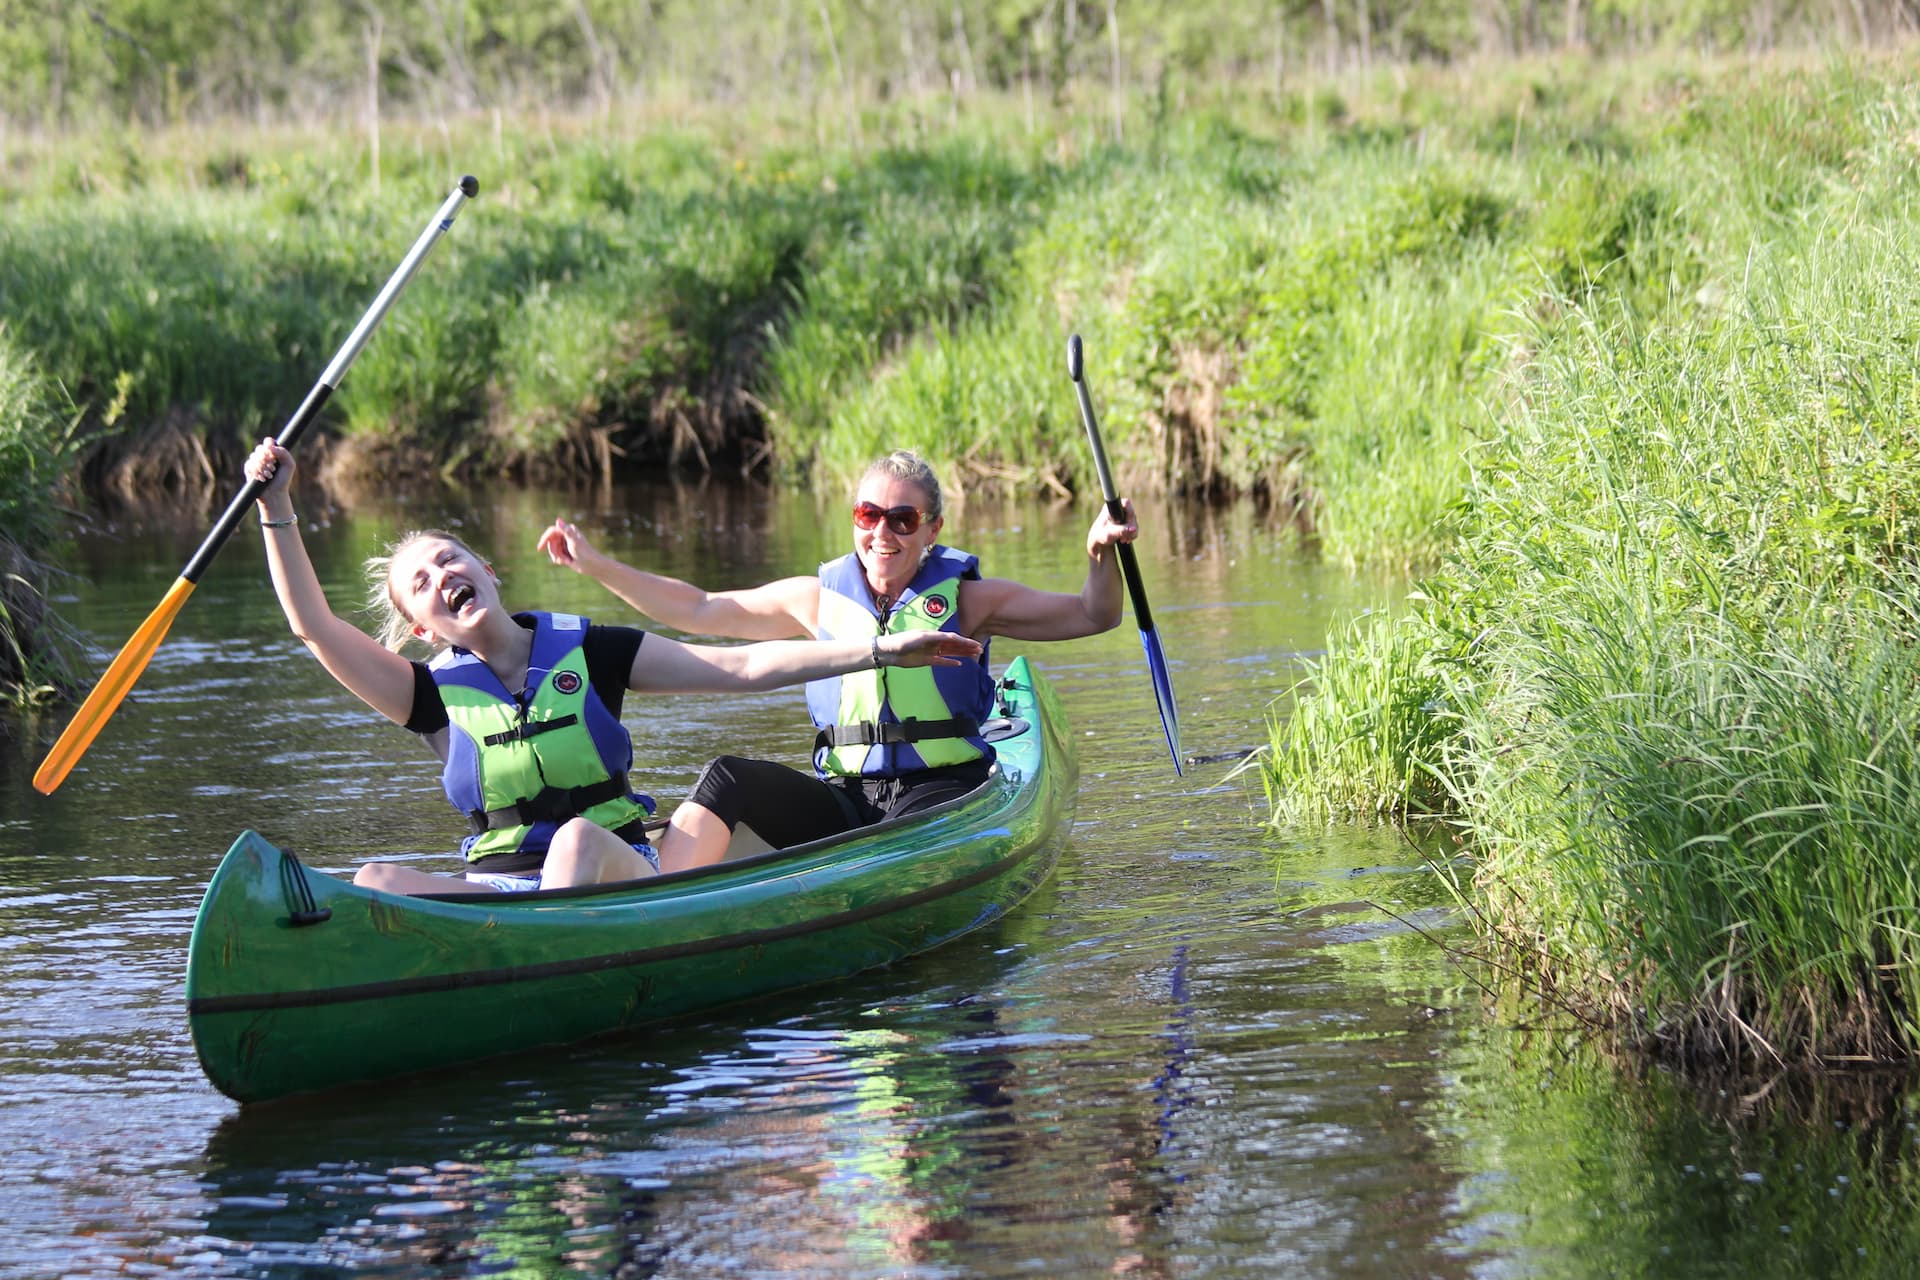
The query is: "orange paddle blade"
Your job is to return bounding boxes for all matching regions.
[32,576,197,795]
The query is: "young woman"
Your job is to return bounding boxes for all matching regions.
[244,439,981,896]
[539,449,1138,867]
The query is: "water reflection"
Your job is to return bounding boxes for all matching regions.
[193,990,1078,1277]
[1439,1028,1920,1279]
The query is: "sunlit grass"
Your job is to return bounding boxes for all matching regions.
[1267,70,1920,1061]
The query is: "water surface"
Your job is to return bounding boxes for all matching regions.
[2,480,1915,1278]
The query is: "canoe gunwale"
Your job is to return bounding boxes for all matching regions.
[410,757,1019,908]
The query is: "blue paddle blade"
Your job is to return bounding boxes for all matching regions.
[1139,625,1183,776]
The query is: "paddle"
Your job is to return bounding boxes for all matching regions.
[32,175,480,796]
[1067,333,1183,776]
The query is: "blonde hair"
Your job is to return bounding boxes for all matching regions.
[363,528,490,653]
[862,450,943,521]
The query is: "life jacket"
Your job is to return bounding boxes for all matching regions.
[807,547,996,777]
[430,611,653,863]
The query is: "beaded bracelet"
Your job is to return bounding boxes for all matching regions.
[260,514,298,528]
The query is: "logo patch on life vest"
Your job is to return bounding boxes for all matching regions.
[553,670,583,695]
[924,594,949,618]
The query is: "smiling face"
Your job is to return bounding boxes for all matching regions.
[852,472,942,601]
[385,534,500,648]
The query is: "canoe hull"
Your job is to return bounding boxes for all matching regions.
[185,657,1073,1104]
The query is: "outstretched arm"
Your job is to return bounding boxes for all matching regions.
[246,440,418,724]
[961,499,1139,642]
[539,518,817,640]
[627,630,983,695]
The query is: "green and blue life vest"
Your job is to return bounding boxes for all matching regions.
[430,611,653,863]
[807,547,996,778]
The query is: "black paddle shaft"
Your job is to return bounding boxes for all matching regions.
[1066,335,1156,633]
[180,176,479,584]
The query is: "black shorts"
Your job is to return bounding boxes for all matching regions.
[684,754,994,848]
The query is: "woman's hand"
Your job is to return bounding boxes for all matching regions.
[1087,497,1139,559]
[537,518,599,570]
[879,631,984,668]
[246,438,295,497]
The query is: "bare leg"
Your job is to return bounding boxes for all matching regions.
[657,801,733,873]
[541,817,658,888]
[354,862,503,896]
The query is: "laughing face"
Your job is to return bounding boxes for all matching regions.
[852,474,942,601]
[388,534,500,647]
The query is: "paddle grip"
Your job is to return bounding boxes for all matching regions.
[182,383,335,583]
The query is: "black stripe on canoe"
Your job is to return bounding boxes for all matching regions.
[187,835,1051,1017]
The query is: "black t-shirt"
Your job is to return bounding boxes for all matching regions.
[404,621,647,736]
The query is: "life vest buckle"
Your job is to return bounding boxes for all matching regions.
[467,771,635,834]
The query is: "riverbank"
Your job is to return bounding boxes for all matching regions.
[1265,54,1920,1069]
[3,53,1872,553]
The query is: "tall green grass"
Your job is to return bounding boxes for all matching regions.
[1268,66,1920,1063]
[0,332,84,704]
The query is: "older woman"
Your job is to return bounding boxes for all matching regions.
[244,439,981,896]
[539,449,1137,866]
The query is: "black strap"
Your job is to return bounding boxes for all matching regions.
[482,713,579,747]
[813,716,979,753]
[278,848,332,927]
[467,772,633,835]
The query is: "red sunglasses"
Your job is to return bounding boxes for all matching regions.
[852,502,929,536]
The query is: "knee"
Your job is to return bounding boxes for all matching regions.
[547,817,598,860]
[353,862,400,891]
[686,756,755,827]
[545,818,653,886]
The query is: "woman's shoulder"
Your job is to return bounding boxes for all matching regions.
[583,622,646,669]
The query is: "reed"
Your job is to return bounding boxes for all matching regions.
[1263,609,1457,823]
[1268,64,1920,1061]
[0,334,85,704]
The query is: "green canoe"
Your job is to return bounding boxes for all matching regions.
[186,655,1074,1105]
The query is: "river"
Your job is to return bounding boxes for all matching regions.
[1,478,1915,1279]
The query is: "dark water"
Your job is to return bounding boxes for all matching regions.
[3,480,1918,1279]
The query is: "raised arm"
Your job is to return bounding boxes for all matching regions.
[539,518,817,641]
[246,440,418,724]
[959,499,1139,642]
[626,630,982,695]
